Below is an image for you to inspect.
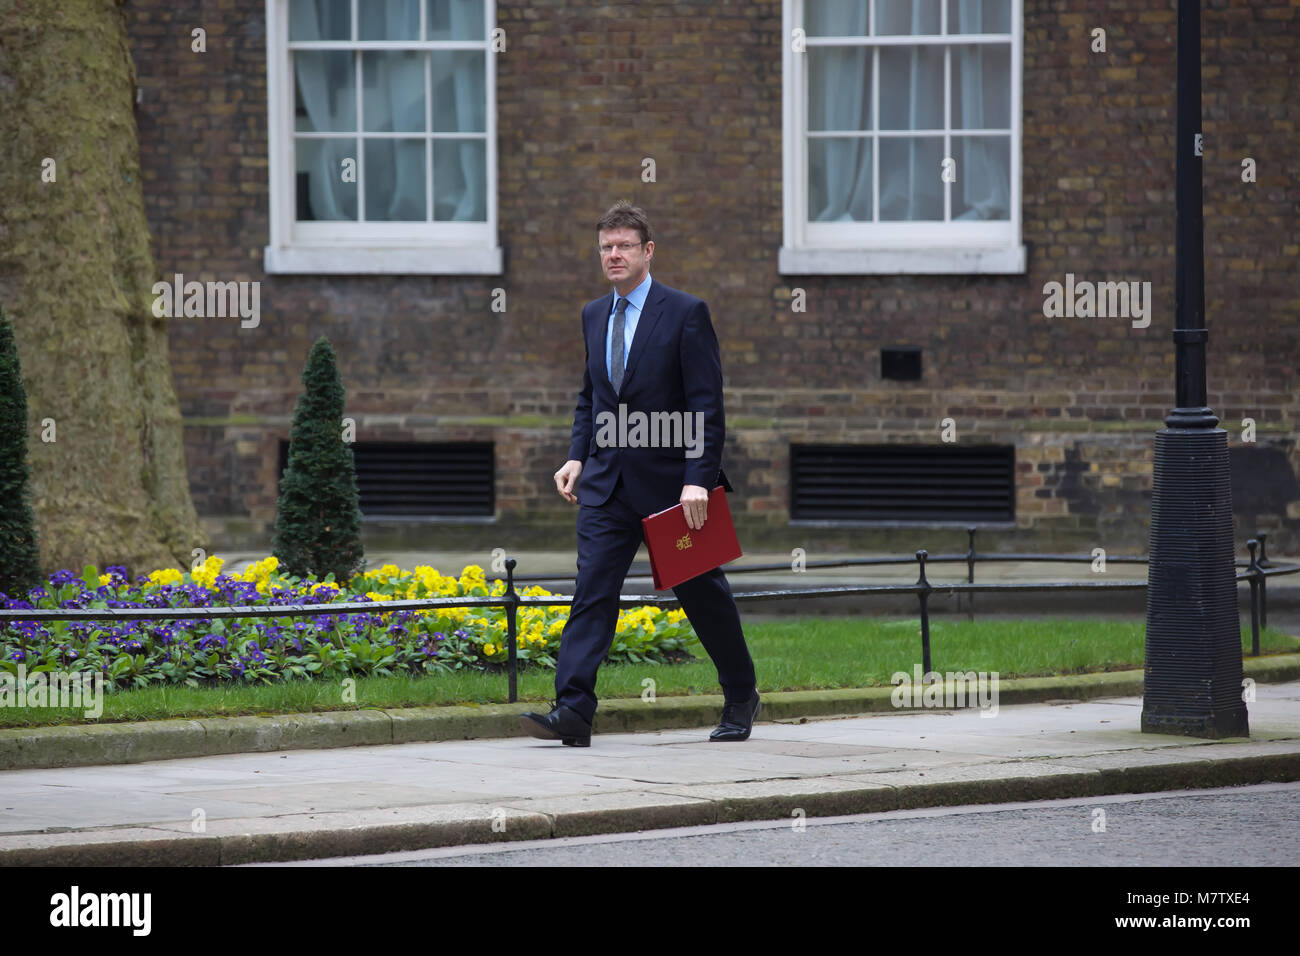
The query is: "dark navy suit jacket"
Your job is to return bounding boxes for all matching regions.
[566,277,734,516]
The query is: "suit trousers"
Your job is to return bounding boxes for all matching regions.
[555,473,757,725]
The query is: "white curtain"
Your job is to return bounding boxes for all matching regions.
[807,1,872,221]
[808,0,1009,222]
[431,0,486,221]
[291,0,485,222]
[950,0,1010,220]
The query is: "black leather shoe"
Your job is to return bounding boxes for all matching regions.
[520,700,592,747]
[710,690,761,741]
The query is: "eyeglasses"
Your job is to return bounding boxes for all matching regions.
[598,241,643,256]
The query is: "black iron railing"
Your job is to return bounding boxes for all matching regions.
[1,529,1295,702]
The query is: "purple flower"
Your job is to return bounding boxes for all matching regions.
[48,570,76,588]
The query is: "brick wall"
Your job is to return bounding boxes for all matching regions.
[126,0,1300,557]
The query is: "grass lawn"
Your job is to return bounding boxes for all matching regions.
[3,616,1296,728]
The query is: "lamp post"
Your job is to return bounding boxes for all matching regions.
[1141,0,1248,737]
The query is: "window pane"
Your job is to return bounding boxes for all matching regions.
[809,137,873,222]
[951,135,1010,220]
[876,0,941,36]
[809,47,871,131]
[428,0,485,40]
[294,51,356,132]
[950,43,1010,129]
[364,138,427,220]
[290,0,351,41]
[878,45,944,129]
[363,52,426,132]
[804,0,868,37]
[431,51,485,132]
[433,139,486,221]
[295,137,358,220]
[359,0,421,41]
[946,0,1011,34]
[879,136,944,220]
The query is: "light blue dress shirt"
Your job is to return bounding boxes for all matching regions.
[605,271,652,383]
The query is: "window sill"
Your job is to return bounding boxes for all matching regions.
[779,245,1026,276]
[263,245,503,276]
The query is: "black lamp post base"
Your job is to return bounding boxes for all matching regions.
[1141,425,1249,739]
[1141,708,1248,739]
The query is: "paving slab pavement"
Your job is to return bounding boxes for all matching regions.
[2,679,1297,866]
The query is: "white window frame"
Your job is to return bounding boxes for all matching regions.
[264,0,502,274]
[780,0,1026,275]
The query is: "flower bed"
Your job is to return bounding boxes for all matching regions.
[0,557,697,689]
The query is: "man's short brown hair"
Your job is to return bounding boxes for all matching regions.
[596,200,653,247]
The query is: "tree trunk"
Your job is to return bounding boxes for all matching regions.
[0,0,206,574]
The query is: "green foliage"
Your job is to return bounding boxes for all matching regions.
[271,337,365,582]
[0,563,697,710]
[0,306,42,597]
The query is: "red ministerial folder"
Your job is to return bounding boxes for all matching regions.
[640,485,743,591]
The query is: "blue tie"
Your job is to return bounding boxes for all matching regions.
[610,297,629,392]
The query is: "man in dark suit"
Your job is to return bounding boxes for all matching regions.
[520,200,760,747]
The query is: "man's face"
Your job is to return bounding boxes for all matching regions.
[598,227,653,287]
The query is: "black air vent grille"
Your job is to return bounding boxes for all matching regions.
[791,444,1015,521]
[278,441,494,517]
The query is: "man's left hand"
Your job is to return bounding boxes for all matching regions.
[681,484,709,530]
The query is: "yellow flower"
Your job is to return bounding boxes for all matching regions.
[98,573,113,586]
[484,643,496,655]
[147,567,184,586]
